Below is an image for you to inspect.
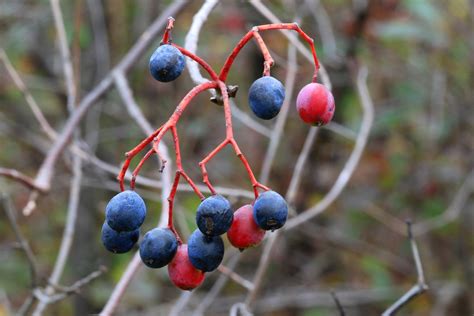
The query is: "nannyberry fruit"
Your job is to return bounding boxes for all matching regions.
[248,76,285,120]
[105,190,146,232]
[296,83,335,126]
[253,191,288,231]
[227,204,265,250]
[101,222,139,254]
[168,244,205,291]
[188,229,224,272]
[196,195,233,236]
[139,228,178,268]
[149,44,185,82]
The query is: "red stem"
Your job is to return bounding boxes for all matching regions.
[119,21,321,235]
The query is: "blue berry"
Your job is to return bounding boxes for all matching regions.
[149,44,185,82]
[188,229,224,272]
[253,191,288,231]
[196,195,233,236]
[105,190,146,232]
[139,228,178,268]
[248,76,285,120]
[101,222,139,254]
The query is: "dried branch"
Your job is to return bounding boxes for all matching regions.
[217,265,254,291]
[0,49,56,139]
[0,168,41,191]
[413,170,474,236]
[382,221,428,316]
[331,291,345,316]
[32,0,189,192]
[1,194,39,287]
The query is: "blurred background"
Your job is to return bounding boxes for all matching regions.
[0,0,472,315]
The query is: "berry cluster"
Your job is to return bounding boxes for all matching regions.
[101,18,335,291]
[102,190,288,290]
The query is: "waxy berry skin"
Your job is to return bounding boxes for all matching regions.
[105,190,146,232]
[168,244,205,291]
[196,195,233,236]
[227,204,265,250]
[253,191,288,231]
[101,222,139,254]
[139,228,178,268]
[248,76,285,120]
[188,229,224,272]
[296,83,335,126]
[149,44,185,82]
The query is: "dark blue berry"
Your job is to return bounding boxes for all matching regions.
[101,222,139,254]
[196,195,233,236]
[253,191,288,231]
[248,76,285,120]
[139,228,178,268]
[149,44,185,82]
[188,229,224,272]
[105,190,146,232]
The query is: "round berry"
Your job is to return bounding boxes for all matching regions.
[253,191,288,231]
[227,204,265,250]
[168,244,205,291]
[196,195,233,236]
[188,229,224,272]
[139,228,178,268]
[149,44,185,82]
[248,76,285,120]
[101,222,139,254]
[296,83,335,126]
[105,190,146,232]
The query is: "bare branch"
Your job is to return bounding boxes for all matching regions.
[413,170,474,235]
[285,128,319,206]
[0,49,57,139]
[382,221,428,316]
[33,0,189,192]
[217,265,254,291]
[1,194,39,287]
[32,154,83,315]
[330,291,345,316]
[184,0,219,84]
[0,167,42,191]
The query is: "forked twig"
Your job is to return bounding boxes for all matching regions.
[382,220,428,315]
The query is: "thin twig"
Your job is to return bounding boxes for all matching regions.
[285,128,319,206]
[191,253,242,315]
[32,0,189,192]
[0,167,41,191]
[330,291,345,316]
[1,194,39,287]
[382,220,428,315]
[33,267,105,305]
[218,265,254,291]
[0,49,57,139]
[413,170,474,236]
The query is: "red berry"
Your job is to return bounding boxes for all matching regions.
[227,204,265,250]
[168,244,205,290]
[296,83,335,126]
